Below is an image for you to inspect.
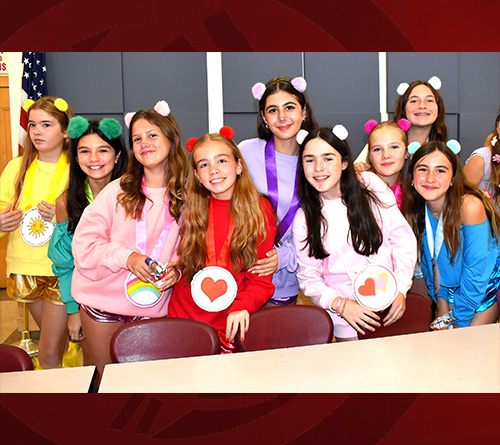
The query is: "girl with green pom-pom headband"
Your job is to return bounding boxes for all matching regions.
[401,139,500,330]
[0,96,74,369]
[47,117,128,358]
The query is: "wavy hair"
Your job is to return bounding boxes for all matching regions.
[66,120,128,234]
[394,80,447,142]
[401,140,500,261]
[12,96,74,209]
[176,133,273,281]
[117,109,187,222]
[489,112,500,209]
[256,76,318,141]
[298,127,383,259]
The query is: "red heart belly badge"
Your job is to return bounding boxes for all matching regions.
[358,277,376,296]
[201,277,228,302]
[191,266,238,312]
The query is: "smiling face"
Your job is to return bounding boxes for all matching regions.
[302,137,347,200]
[412,149,454,211]
[28,109,67,161]
[261,90,306,143]
[76,133,117,183]
[368,126,407,186]
[405,84,438,129]
[131,118,171,174]
[193,140,243,200]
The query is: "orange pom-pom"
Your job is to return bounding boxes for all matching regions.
[219,126,234,140]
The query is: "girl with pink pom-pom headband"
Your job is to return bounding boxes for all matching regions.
[124,100,171,128]
[252,76,307,101]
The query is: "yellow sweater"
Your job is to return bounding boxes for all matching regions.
[0,156,69,276]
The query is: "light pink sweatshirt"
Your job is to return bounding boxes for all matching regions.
[292,172,417,339]
[71,179,180,317]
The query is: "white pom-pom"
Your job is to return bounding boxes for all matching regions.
[397,82,409,96]
[428,76,442,91]
[296,129,309,145]
[332,124,348,141]
[153,100,171,117]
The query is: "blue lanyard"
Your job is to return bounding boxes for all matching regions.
[425,204,444,296]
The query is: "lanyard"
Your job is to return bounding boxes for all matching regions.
[22,152,68,210]
[135,178,172,258]
[206,197,235,267]
[84,177,94,203]
[425,204,444,296]
[264,137,300,241]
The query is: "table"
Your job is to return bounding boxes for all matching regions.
[0,365,96,393]
[98,324,500,393]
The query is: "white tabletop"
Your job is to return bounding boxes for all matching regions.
[98,324,500,393]
[0,365,96,393]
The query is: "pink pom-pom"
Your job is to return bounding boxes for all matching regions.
[252,82,266,100]
[397,118,411,132]
[154,100,171,117]
[291,76,307,93]
[186,137,198,152]
[219,126,235,140]
[364,119,378,134]
[124,112,135,128]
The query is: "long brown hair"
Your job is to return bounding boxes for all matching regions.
[117,109,187,222]
[401,141,500,261]
[176,133,273,280]
[13,96,74,208]
[394,80,447,142]
[489,111,500,208]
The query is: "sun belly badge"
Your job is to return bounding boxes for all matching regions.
[20,208,55,246]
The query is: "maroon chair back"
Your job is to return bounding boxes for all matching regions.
[233,305,334,352]
[0,344,34,372]
[358,292,433,340]
[110,317,221,363]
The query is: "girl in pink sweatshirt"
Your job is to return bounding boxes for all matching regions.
[292,126,417,341]
[71,101,188,382]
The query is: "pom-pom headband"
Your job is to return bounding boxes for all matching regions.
[397,76,442,96]
[67,116,122,140]
[252,76,307,100]
[186,126,235,152]
[407,139,461,156]
[23,97,69,113]
[124,100,171,128]
[364,118,411,134]
[295,125,348,145]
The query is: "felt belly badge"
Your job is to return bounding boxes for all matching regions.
[20,153,68,246]
[191,200,237,312]
[352,264,398,311]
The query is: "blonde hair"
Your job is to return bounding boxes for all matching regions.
[176,133,273,280]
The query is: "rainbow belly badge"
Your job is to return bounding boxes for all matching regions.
[20,208,55,246]
[352,264,398,311]
[124,272,164,308]
[191,266,237,312]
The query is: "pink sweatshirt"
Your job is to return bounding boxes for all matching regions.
[71,179,180,317]
[292,172,417,338]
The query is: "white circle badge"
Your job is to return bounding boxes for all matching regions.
[191,266,237,312]
[352,264,398,311]
[20,208,54,246]
[124,272,164,308]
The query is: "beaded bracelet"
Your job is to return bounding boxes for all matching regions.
[339,297,348,319]
[335,297,345,317]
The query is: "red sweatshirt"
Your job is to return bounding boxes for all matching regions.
[168,196,277,331]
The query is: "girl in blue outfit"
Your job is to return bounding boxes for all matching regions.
[402,139,500,328]
[238,76,318,307]
[47,117,127,356]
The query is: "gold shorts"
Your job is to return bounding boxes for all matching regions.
[7,274,63,305]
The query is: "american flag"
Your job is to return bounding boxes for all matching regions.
[19,52,48,154]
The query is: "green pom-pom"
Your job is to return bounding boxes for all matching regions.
[67,116,90,139]
[99,119,122,140]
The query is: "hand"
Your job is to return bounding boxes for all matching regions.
[249,248,278,276]
[226,310,249,343]
[67,312,84,341]
[354,162,372,173]
[38,200,56,222]
[126,252,155,283]
[155,262,181,291]
[0,204,23,232]
[339,299,380,335]
[383,292,406,326]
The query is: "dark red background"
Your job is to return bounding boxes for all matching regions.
[2,0,499,442]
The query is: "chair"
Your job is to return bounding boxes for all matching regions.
[110,317,221,363]
[358,292,433,340]
[233,305,334,352]
[0,344,34,372]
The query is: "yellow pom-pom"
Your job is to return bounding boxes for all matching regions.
[23,99,35,112]
[54,98,69,113]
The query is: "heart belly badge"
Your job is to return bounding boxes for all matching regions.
[352,264,398,311]
[191,266,237,312]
